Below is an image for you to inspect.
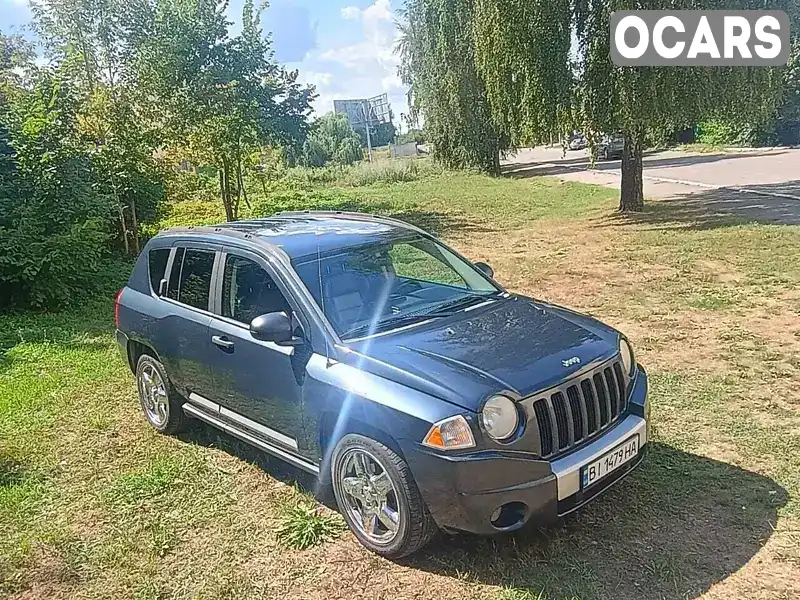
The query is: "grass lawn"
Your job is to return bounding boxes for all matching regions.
[2,170,799,599]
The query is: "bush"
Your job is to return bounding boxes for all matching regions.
[301,113,364,167]
[154,200,228,230]
[251,188,365,217]
[0,220,108,309]
[0,74,114,309]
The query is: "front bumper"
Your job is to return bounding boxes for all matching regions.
[402,367,649,535]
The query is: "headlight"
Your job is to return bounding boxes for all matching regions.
[620,337,635,376]
[481,395,519,441]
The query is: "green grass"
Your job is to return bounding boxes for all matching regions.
[2,170,799,599]
[275,497,345,550]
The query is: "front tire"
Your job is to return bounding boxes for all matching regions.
[331,434,437,558]
[135,354,189,434]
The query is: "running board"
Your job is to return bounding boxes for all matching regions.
[182,403,320,475]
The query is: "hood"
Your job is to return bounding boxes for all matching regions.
[343,295,620,411]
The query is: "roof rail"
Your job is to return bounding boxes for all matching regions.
[272,210,426,234]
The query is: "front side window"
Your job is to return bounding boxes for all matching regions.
[221,255,291,324]
[176,249,214,310]
[293,235,498,338]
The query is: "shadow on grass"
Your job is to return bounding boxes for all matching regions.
[403,442,787,600]
[177,422,786,600]
[593,180,800,231]
[503,149,783,179]
[176,423,333,505]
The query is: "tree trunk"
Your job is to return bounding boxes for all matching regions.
[490,147,501,176]
[116,201,129,255]
[236,156,250,210]
[220,163,234,222]
[620,131,644,212]
[129,198,140,255]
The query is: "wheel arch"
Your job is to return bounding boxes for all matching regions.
[318,410,408,485]
[126,339,160,373]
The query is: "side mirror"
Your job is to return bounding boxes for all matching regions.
[475,261,494,279]
[250,312,301,346]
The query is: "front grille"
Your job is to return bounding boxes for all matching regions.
[532,359,628,458]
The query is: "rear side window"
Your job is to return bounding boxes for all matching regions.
[176,249,215,310]
[148,248,170,295]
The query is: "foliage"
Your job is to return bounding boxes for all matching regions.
[0,69,111,309]
[301,112,363,167]
[396,128,426,145]
[127,0,315,221]
[398,0,505,174]
[275,498,345,550]
[695,120,739,147]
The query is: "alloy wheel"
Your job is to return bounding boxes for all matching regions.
[337,448,401,544]
[138,363,169,427]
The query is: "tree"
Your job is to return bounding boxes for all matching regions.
[302,112,363,167]
[32,0,163,253]
[401,0,787,211]
[125,0,314,221]
[398,0,506,174]
[573,0,785,211]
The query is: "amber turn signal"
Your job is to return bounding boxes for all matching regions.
[422,415,475,450]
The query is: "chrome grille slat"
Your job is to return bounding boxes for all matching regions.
[604,367,619,417]
[530,358,629,459]
[593,373,610,426]
[544,397,561,452]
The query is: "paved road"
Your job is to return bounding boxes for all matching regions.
[503,146,800,225]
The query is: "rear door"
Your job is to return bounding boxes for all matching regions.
[206,247,310,454]
[155,244,220,400]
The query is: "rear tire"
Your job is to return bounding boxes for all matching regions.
[135,354,190,434]
[331,434,437,558]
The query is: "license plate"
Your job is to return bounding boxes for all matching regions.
[581,435,639,489]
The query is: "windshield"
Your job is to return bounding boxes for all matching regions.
[292,235,500,339]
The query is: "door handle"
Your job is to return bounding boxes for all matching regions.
[211,335,235,350]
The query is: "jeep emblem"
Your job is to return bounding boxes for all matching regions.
[562,357,581,367]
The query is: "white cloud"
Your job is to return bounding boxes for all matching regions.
[340,6,361,20]
[298,0,409,120]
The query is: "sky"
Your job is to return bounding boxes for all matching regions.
[1,0,410,122]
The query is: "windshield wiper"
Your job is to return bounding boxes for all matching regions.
[424,292,499,317]
[341,313,442,340]
[341,292,501,340]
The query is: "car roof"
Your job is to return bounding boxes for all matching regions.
[160,211,426,261]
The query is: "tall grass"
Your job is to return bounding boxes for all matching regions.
[284,157,444,188]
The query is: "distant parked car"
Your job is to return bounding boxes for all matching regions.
[115,212,649,558]
[568,133,588,151]
[596,133,625,160]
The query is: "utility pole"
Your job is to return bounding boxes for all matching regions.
[362,100,373,162]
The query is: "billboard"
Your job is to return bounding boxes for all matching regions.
[334,94,392,131]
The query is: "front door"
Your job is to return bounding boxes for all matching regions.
[207,249,309,455]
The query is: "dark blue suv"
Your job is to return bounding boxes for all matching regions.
[115,211,649,557]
